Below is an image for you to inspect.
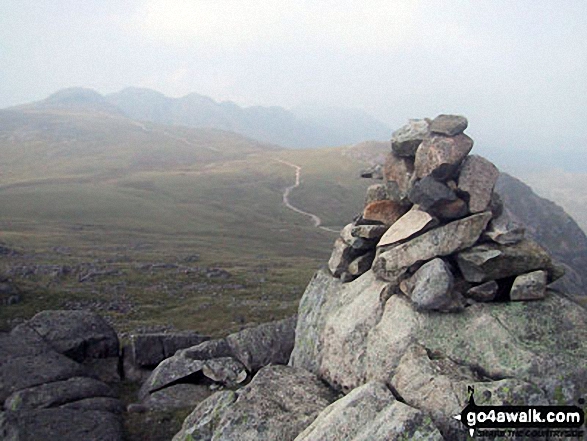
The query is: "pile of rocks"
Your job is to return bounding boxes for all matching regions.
[328,114,563,311]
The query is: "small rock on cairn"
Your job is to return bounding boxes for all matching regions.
[327,114,564,312]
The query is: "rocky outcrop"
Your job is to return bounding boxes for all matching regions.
[1,311,124,440]
[172,365,336,441]
[288,115,587,440]
[11,310,120,382]
[173,115,586,440]
[295,381,443,441]
[139,316,296,408]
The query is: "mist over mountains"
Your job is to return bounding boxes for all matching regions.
[18,87,391,149]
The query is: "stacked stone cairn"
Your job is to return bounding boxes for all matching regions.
[328,114,564,312]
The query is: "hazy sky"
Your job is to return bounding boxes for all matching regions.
[1,0,586,168]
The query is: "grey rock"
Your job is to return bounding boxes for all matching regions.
[83,357,120,383]
[59,397,125,414]
[182,338,233,361]
[377,208,436,247]
[364,184,388,204]
[483,208,525,245]
[0,408,123,441]
[391,344,547,438]
[408,176,457,212]
[510,270,547,301]
[310,271,390,392]
[4,377,115,411]
[404,258,463,312]
[347,252,375,277]
[456,239,558,283]
[172,390,237,441]
[142,316,296,398]
[391,119,429,157]
[351,224,388,240]
[373,212,492,283]
[383,151,415,201]
[289,269,343,374]
[294,381,395,441]
[141,384,212,411]
[292,269,587,405]
[465,280,498,302]
[0,333,88,403]
[340,224,370,251]
[131,331,210,368]
[176,365,336,441]
[429,114,468,136]
[139,356,247,399]
[359,164,383,180]
[414,133,474,181]
[458,155,499,213]
[225,315,297,372]
[11,310,119,363]
[328,238,358,277]
[352,399,444,441]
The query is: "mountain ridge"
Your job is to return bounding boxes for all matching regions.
[6,87,391,149]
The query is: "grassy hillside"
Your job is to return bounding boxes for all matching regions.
[0,107,372,334]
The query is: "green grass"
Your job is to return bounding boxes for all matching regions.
[0,107,374,335]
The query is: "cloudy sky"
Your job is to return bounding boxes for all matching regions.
[1,0,586,169]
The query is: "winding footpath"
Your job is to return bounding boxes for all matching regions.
[275,159,339,233]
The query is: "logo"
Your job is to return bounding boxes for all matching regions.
[453,386,585,438]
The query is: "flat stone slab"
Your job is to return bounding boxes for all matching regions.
[373,212,492,283]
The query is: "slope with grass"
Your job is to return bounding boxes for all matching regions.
[0,105,373,334]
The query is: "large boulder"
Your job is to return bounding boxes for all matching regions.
[295,381,443,441]
[140,316,296,400]
[0,408,123,441]
[0,333,89,403]
[11,310,119,362]
[4,377,116,411]
[291,271,587,407]
[173,365,337,441]
[130,331,209,368]
[11,310,120,382]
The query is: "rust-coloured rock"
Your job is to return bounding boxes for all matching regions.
[363,200,410,227]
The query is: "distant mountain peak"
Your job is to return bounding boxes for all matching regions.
[37,87,123,115]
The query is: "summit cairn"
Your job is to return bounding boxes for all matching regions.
[327,114,564,311]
